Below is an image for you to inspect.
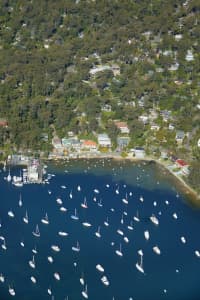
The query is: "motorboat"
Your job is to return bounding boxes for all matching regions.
[30,276,36,284]
[47,256,54,263]
[0,274,5,283]
[82,285,88,299]
[56,198,63,205]
[153,246,161,255]
[150,214,159,225]
[51,245,60,252]
[58,231,68,236]
[101,275,109,286]
[96,264,104,273]
[82,222,92,227]
[8,286,15,296]
[54,272,60,281]
[8,210,15,218]
[144,230,150,241]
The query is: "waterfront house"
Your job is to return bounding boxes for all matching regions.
[81,140,97,152]
[117,137,130,149]
[97,134,111,147]
[133,147,145,158]
[115,121,130,134]
[52,137,63,149]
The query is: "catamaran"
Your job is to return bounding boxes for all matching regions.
[136,251,144,274]
[72,241,80,252]
[32,224,40,237]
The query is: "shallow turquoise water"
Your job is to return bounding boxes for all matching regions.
[0,159,200,300]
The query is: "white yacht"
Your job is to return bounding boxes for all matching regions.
[30,276,36,284]
[81,197,88,208]
[51,245,60,252]
[1,239,7,250]
[71,208,79,220]
[47,287,52,295]
[96,264,104,273]
[82,285,88,299]
[60,206,67,212]
[144,230,150,241]
[58,231,68,237]
[32,224,40,237]
[181,236,186,244]
[117,229,124,236]
[173,213,178,219]
[56,198,63,205]
[101,275,110,286]
[6,169,12,182]
[23,210,29,224]
[8,286,15,296]
[18,194,23,207]
[150,214,159,225]
[82,222,92,227]
[94,189,99,194]
[153,246,161,255]
[32,246,37,254]
[122,194,128,204]
[104,217,109,227]
[54,272,60,281]
[29,255,36,269]
[8,210,15,218]
[95,226,101,238]
[41,213,49,224]
[47,256,54,263]
[115,244,123,257]
[77,185,81,191]
[72,241,80,252]
[139,196,144,202]
[136,252,144,274]
[195,250,200,257]
[124,236,129,243]
[0,274,5,283]
[80,274,85,286]
[20,241,25,247]
[133,211,140,222]
[127,221,134,230]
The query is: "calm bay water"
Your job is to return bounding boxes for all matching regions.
[0,159,200,300]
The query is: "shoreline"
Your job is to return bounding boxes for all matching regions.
[2,154,199,206]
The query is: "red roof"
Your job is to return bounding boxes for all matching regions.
[82,140,97,147]
[176,159,188,167]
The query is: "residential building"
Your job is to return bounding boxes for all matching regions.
[81,140,97,151]
[139,115,149,124]
[97,134,111,147]
[115,121,130,134]
[133,147,145,158]
[117,137,130,149]
[150,124,160,131]
[175,130,185,143]
[52,137,62,149]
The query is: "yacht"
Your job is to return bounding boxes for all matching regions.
[54,272,60,281]
[77,185,81,191]
[29,255,36,269]
[8,210,15,218]
[18,194,23,207]
[94,189,99,194]
[6,169,12,182]
[104,217,109,227]
[8,286,15,296]
[0,274,5,283]
[47,287,52,295]
[97,199,103,207]
[181,236,186,244]
[139,196,144,202]
[117,229,124,236]
[47,256,54,263]
[30,276,36,284]
[144,230,150,241]
[82,222,92,227]
[95,226,101,238]
[101,275,110,286]
[173,213,178,219]
[56,198,63,205]
[122,194,128,204]
[153,246,161,255]
[120,214,124,224]
[32,224,40,237]
[115,244,123,257]
[81,285,88,299]
[72,241,80,252]
[69,191,73,199]
[96,264,104,272]
[51,245,60,252]
[60,206,67,212]
[80,274,85,286]
[23,210,29,224]
[71,208,79,220]
[1,239,7,250]
[195,250,200,257]
[32,246,37,254]
[133,211,140,222]
[127,221,134,230]
[136,252,144,274]
[41,213,49,225]
[81,197,88,208]
[58,231,68,236]
[20,241,25,247]
[150,214,159,225]
[124,236,129,243]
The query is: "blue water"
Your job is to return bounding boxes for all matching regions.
[0,159,200,300]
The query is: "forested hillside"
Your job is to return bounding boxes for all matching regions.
[0,0,199,156]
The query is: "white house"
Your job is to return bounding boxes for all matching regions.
[98,134,111,147]
[133,147,145,158]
